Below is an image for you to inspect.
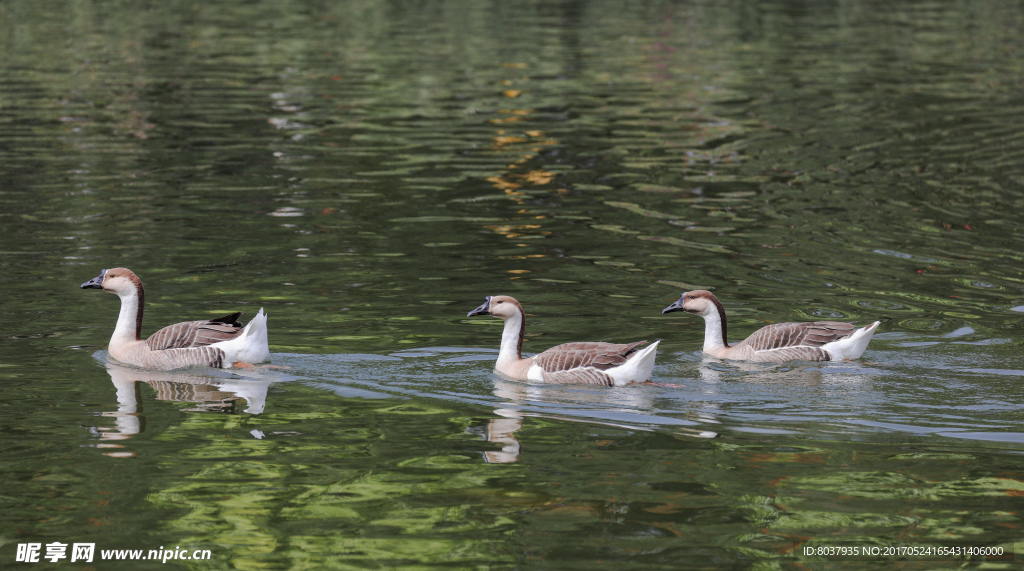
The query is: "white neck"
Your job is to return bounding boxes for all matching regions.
[701,310,727,352]
[112,288,142,345]
[496,310,526,368]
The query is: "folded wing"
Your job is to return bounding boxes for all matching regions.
[145,312,245,350]
[740,321,857,361]
[534,340,649,385]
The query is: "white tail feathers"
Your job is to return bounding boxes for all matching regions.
[215,308,270,365]
[823,321,879,361]
[607,340,660,386]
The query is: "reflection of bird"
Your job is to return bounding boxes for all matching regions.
[467,295,659,386]
[81,268,269,370]
[104,361,277,415]
[482,408,522,464]
[93,361,281,449]
[663,290,878,363]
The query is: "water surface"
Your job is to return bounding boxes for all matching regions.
[2,1,1023,568]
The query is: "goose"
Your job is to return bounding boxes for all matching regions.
[662,290,878,362]
[467,295,659,386]
[81,268,270,370]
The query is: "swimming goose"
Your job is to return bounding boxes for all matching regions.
[662,290,878,362]
[81,268,270,370]
[467,295,659,386]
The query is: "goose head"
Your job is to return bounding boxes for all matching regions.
[662,290,722,318]
[467,295,523,320]
[81,267,143,299]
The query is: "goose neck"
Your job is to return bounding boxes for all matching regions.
[701,309,728,351]
[496,309,525,367]
[112,285,144,343]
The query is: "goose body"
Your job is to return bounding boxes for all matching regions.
[662,290,878,363]
[81,268,270,370]
[467,295,659,386]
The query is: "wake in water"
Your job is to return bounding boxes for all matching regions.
[91,328,1024,446]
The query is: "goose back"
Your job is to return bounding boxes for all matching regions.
[534,340,650,386]
[145,312,244,350]
[736,321,857,361]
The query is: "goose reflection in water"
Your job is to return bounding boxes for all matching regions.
[91,359,287,455]
[471,373,716,464]
[693,356,879,386]
[673,356,881,435]
[472,406,522,464]
[472,372,664,464]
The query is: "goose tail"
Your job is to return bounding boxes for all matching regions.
[217,308,270,365]
[824,321,879,360]
[608,340,660,386]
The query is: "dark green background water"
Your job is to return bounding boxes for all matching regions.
[2,1,1022,568]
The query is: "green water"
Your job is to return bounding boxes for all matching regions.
[2,0,1023,568]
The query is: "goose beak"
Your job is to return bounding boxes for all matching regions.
[662,297,686,314]
[80,269,107,289]
[467,296,492,317]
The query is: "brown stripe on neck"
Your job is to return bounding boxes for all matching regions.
[129,272,145,341]
[510,298,525,359]
[709,294,729,347]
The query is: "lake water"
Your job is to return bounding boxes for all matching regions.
[2,1,1023,568]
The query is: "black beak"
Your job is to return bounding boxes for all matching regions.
[81,269,107,289]
[467,296,492,317]
[662,296,686,314]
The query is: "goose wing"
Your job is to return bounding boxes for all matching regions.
[535,340,649,371]
[740,321,857,361]
[145,312,244,350]
[147,346,230,369]
[534,341,648,385]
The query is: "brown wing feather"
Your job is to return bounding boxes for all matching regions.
[534,340,648,373]
[145,312,244,350]
[751,345,831,362]
[158,346,227,369]
[739,321,857,361]
[540,367,615,386]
